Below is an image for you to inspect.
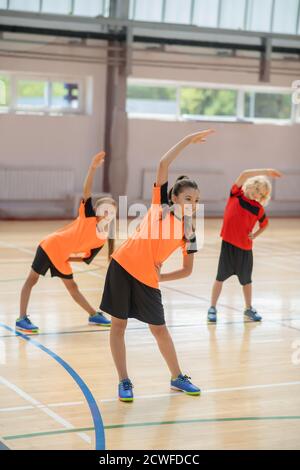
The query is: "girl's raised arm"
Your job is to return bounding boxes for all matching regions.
[83,151,106,201]
[156,129,215,187]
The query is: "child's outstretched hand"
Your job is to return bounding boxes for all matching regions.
[91,151,106,169]
[267,169,283,178]
[188,129,216,144]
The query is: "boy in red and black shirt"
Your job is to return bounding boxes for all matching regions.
[208,168,282,323]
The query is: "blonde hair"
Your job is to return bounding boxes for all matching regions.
[94,197,117,259]
[242,176,272,206]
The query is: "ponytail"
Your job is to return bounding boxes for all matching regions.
[108,217,116,260]
[94,196,116,260]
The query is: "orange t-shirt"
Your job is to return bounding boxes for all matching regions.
[112,183,197,289]
[40,198,107,275]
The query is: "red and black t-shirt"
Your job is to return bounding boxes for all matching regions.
[220,184,269,251]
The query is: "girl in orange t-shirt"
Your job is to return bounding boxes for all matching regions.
[100,129,215,402]
[16,152,116,333]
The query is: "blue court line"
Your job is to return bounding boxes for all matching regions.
[0,322,105,450]
[0,440,10,450]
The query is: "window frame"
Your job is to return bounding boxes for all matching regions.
[243,87,294,122]
[127,78,299,125]
[0,71,12,112]
[0,72,85,115]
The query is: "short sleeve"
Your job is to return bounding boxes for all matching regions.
[258,207,269,228]
[79,198,96,218]
[230,184,243,197]
[152,182,168,206]
[83,247,102,264]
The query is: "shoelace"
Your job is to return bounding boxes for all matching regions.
[178,375,192,383]
[121,380,133,391]
[249,307,257,314]
[24,316,33,324]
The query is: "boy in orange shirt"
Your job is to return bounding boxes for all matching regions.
[17,152,115,333]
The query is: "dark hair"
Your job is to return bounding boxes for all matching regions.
[168,175,199,205]
[108,227,115,260]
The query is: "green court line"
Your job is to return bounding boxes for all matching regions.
[3,415,300,441]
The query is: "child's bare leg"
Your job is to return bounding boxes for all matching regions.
[20,269,40,318]
[211,280,223,307]
[149,324,181,378]
[110,317,129,381]
[242,283,252,309]
[62,278,96,316]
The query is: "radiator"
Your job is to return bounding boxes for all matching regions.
[0,167,75,200]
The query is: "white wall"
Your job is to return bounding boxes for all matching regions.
[127,118,300,215]
[0,39,107,217]
[0,38,300,217]
[127,48,300,215]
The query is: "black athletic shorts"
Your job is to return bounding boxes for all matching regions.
[31,245,73,279]
[100,259,165,325]
[216,240,253,286]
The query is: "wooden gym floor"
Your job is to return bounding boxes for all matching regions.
[0,218,299,450]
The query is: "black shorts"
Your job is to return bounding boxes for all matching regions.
[32,245,73,279]
[100,259,165,325]
[216,240,253,286]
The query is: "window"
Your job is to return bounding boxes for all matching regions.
[127,79,298,125]
[42,0,72,15]
[130,0,300,35]
[246,0,273,32]
[73,0,109,17]
[219,0,247,30]
[51,82,80,110]
[244,92,292,120]
[272,0,299,34]
[164,0,192,24]
[1,0,110,16]
[17,80,48,109]
[180,87,237,118]
[127,84,177,116]
[131,0,163,21]
[192,0,219,28]
[0,72,84,115]
[0,75,10,110]
[9,0,40,11]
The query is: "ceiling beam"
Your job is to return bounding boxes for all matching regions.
[0,9,300,54]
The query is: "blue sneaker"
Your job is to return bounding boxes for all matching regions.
[118,378,134,402]
[244,307,262,322]
[207,306,217,323]
[171,374,201,396]
[16,316,39,333]
[89,312,111,327]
